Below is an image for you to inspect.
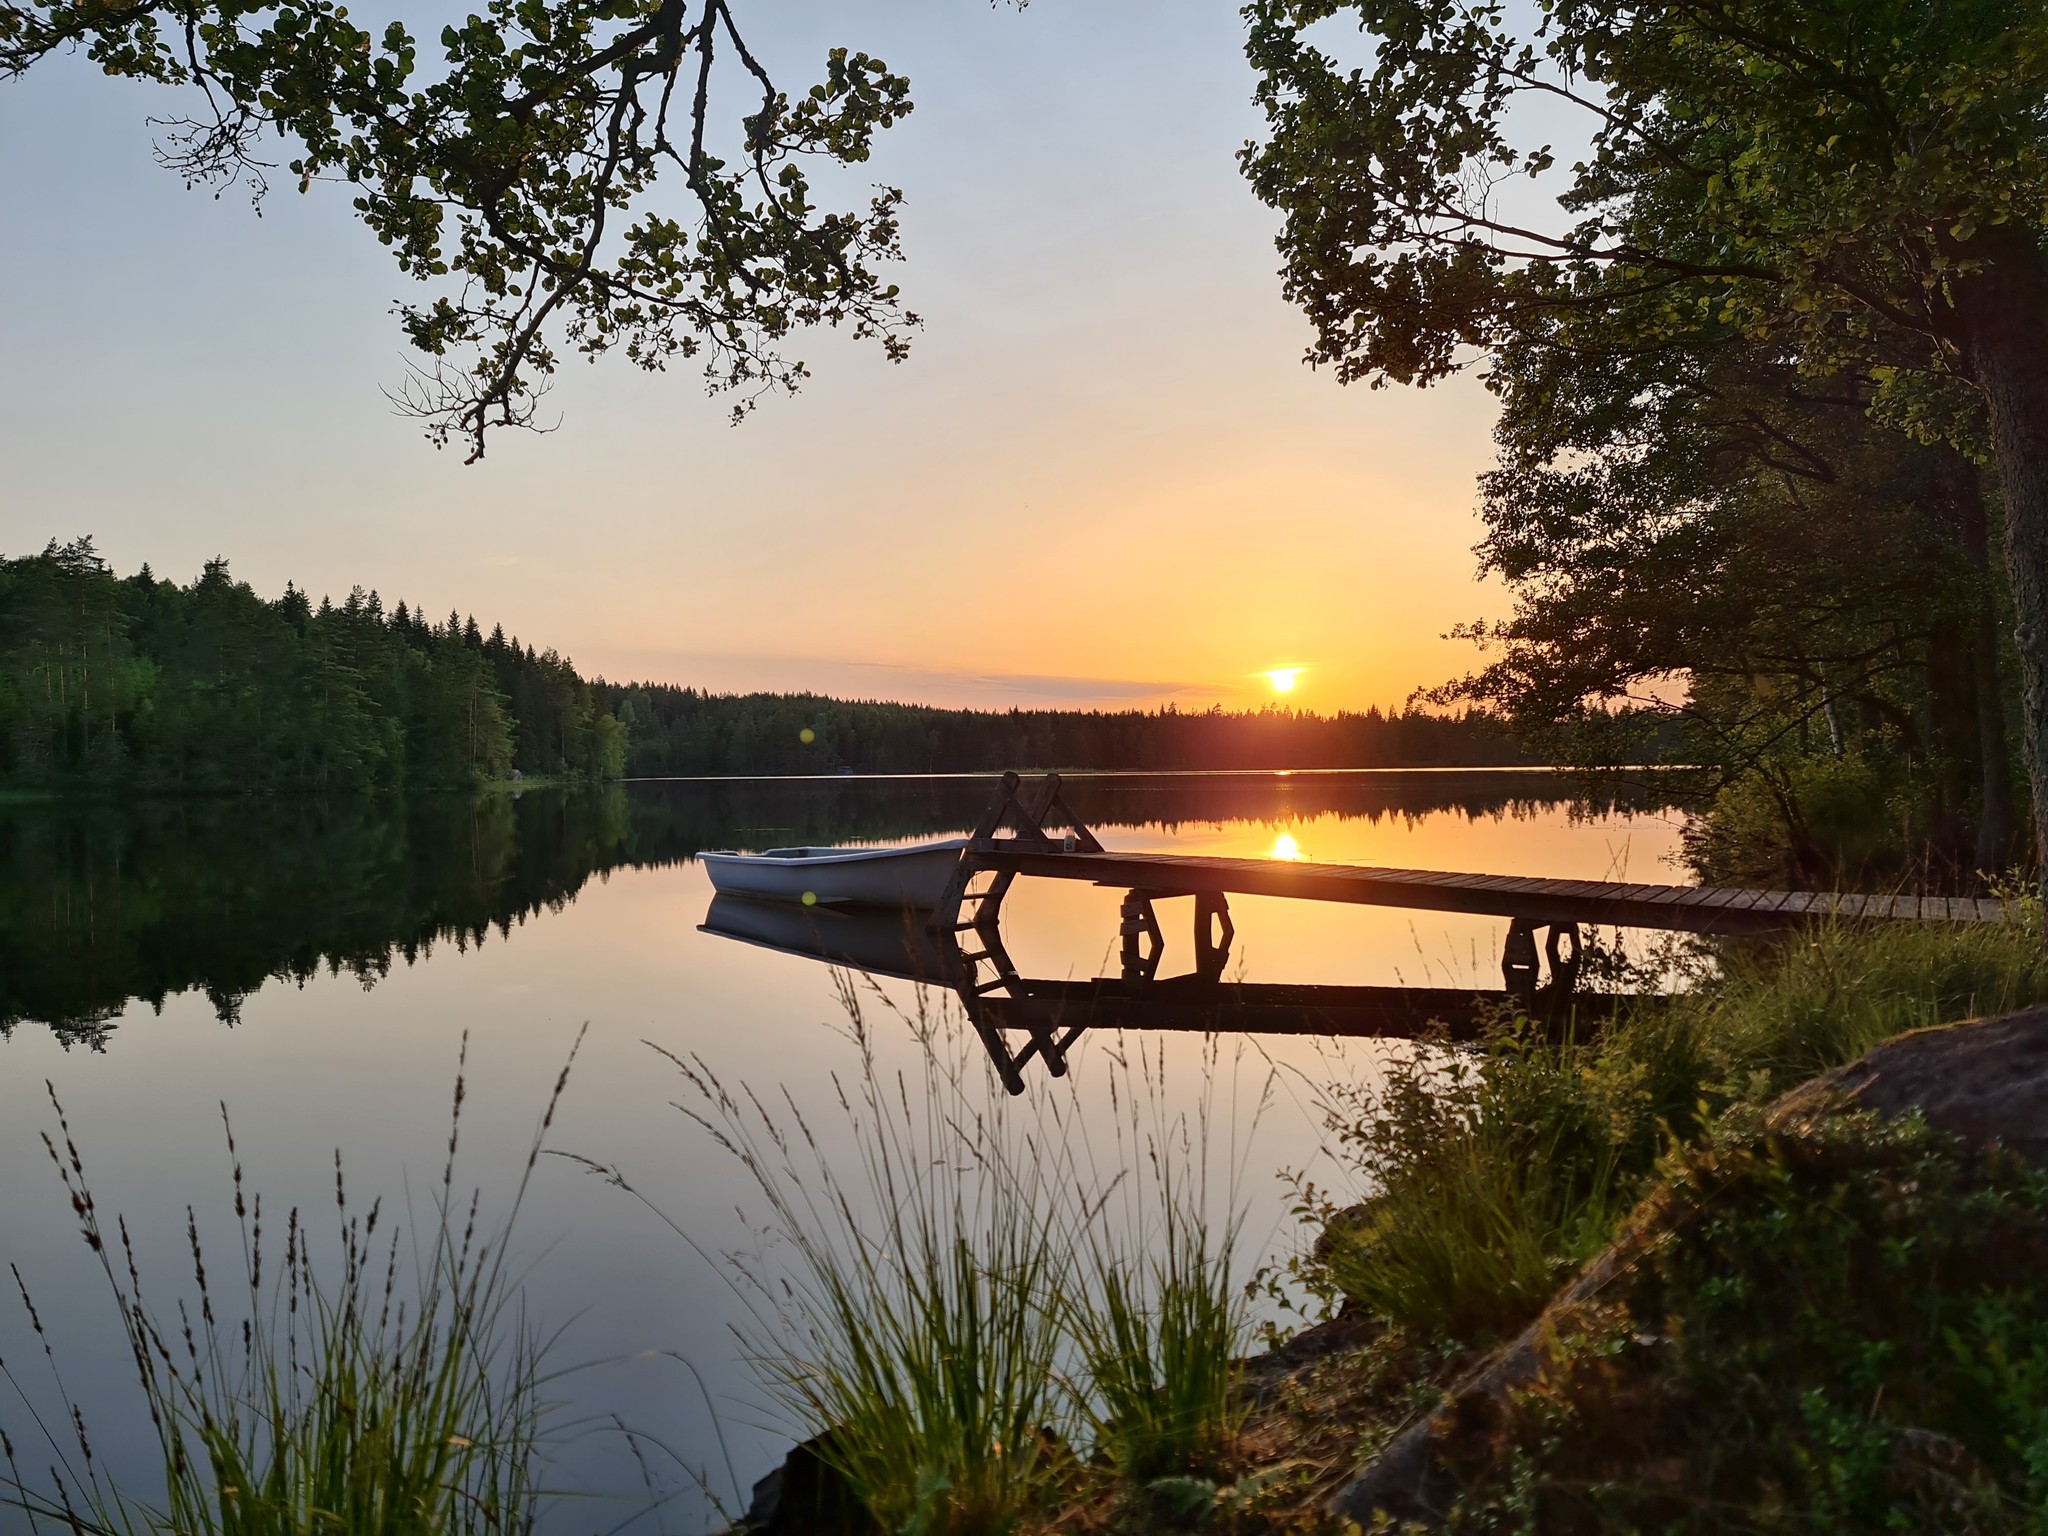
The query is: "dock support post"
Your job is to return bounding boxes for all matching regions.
[1505,918,1584,1015]
[1120,892,1165,983]
[1194,892,1235,982]
[1545,922,1582,998]
[1503,918,1541,1001]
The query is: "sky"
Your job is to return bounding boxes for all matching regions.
[0,0,1509,713]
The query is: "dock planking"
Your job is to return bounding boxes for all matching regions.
[923,773,2017,1094]
[972,846,2011,937]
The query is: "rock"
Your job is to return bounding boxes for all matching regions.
[1235,1303,1384,1407]
[1328,1005,2048,1529]
[728,1433,870,1536]
[1775,1004,2048,1163]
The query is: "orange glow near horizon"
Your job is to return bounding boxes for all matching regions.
[10,2,1521,725]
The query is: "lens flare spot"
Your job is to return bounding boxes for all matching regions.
[799,727,816,744]
[801,890,818,906]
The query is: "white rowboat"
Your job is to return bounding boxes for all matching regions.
[698,838,968,908]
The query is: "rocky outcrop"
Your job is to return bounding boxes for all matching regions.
[725,1434,870,1536]
[1773,1004,2048,1162]
[1329,1004,2048,1528]
[1235,1305,1385,1407]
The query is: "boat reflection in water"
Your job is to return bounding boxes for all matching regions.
[698,893,961,986]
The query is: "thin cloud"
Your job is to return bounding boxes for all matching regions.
[595,651,1230,710]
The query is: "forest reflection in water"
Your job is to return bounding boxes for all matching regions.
[2,771,1687,1045]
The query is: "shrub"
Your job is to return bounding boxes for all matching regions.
[1439,1114,2048,1533]
[1684,752,1903,890]
[1309,1024,1644,1342]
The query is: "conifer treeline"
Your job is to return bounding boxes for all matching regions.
[0,539,623,791]
[1,540,1529,791]
[603,686,1530,774]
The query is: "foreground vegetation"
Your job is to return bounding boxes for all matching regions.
[1425,1111,2048,1531]
[572,977,1267,1536]
[689,916,2048,1534]
[1303,911,2048,1345]
[9,916,2047,1534]
[1,1032,577,1535]
[502,914,2027,1535]
[1273,916,2048,1532]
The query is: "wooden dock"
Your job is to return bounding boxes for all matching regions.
[972,846,2006,937]
[924,773,2015,1094]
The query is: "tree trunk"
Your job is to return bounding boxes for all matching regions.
[1956,230,2048,895]
[1925,611,1981,878]
[1950,459,2019,873]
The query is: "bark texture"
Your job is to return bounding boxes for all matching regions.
[1957,229,2048,891]
[1949,457,2018,872]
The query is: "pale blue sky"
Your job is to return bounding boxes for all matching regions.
[0,1,1507,709]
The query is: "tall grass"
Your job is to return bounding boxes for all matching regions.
[1698,903,2048,1093]
[1308,910,2048,1345]
[588,981,1268,1534]
[1067,1038,1256,1484]
[1071,1209,1245,1485]
[603,976,1082,1536]
[1309,1025,1639,1341]
[1,1032,579,1536]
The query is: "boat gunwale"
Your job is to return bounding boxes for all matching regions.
[698,837,970,868]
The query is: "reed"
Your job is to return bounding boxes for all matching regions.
[633,977,1082,1536]
[1065,1037,1257,1485]
[1,1031,579,1536]
[1071,1208,1245,1485]
[589,982,1270,1533]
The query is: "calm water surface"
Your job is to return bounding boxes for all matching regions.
[0,772,1688,1530]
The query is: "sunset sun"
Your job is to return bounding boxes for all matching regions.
[1264,667,1304,694]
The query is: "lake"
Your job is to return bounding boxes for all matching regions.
[0,771,1689,1531]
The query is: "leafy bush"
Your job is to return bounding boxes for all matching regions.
[1440,1114,2048,1533]
[1307,1023,1648,1342]
[1684,751,1901,890]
